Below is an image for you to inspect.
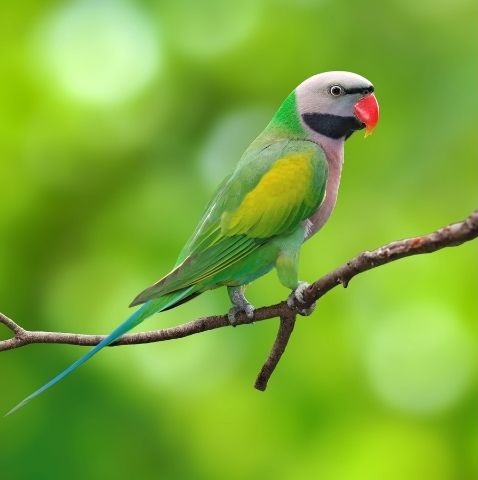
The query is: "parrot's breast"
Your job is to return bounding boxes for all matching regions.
[304,138,344,239]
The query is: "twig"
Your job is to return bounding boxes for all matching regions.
[255,311,296,391]
[1,209,477,390]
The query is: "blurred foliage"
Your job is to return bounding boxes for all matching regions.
[0,0,477,479]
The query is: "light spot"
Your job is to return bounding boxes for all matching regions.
[33,0,161,105]
[163,0,260,58]
[364,304,474,414]
[298,420,454,480]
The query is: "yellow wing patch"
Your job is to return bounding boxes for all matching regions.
[221,151,314,238]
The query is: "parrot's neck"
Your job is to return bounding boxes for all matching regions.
[304,133,345,239]
[270,91,307,136]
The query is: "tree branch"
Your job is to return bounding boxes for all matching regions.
[1,209,477,390]
[255,311,296,391]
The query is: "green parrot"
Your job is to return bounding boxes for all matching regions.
[7,71,379,414]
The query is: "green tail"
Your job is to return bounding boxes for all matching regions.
[5,287,195,416]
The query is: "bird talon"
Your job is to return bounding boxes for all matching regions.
[244,304,255,320]
[297,302,316,317]
[227,305,255,326]
[287,282,316,316]
[227,307,240,326]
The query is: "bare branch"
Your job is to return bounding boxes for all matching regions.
[0,312,25,335]
[255,312,296,391]
[1,208,477,390]
[303,208,478,305]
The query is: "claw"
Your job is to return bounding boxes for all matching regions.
[227,304,255,326]
[287,281,316,316]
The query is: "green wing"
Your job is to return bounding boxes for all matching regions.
[130,139,328,306]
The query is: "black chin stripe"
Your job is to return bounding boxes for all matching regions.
[302,113,364,139]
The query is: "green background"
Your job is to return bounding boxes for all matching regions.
[1,1,476,479]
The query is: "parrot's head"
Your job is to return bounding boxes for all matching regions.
[296,71,379,139]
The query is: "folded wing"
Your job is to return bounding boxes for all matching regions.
[130,139,328,306]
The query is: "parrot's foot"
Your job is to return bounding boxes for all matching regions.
[227,286,255,326]
[227,304,255,326]
[287,281,316,316]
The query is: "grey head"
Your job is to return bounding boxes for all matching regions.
[295,71,376,140]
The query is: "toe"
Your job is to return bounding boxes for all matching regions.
[288,282,314,314]
[244,304,255,320]
[286,295,295,308]
[294,282,311,304]
[297,302,316,317]
[227,305,255,325]
[227,307,240,326]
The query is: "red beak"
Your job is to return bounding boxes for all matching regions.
[354,93,379,137]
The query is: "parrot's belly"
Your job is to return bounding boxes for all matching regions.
[213,243,280,287]
[207,225,305,289]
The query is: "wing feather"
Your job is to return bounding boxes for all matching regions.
[130,139,328,306]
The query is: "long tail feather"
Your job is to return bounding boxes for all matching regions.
[6,287,194,416]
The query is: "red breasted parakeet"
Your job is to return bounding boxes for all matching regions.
[8,71,379,414]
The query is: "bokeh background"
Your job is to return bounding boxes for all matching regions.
[0,0,477,479]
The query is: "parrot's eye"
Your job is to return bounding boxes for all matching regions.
[329,85,343,97]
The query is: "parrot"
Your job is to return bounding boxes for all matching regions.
[7,71,379,415]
